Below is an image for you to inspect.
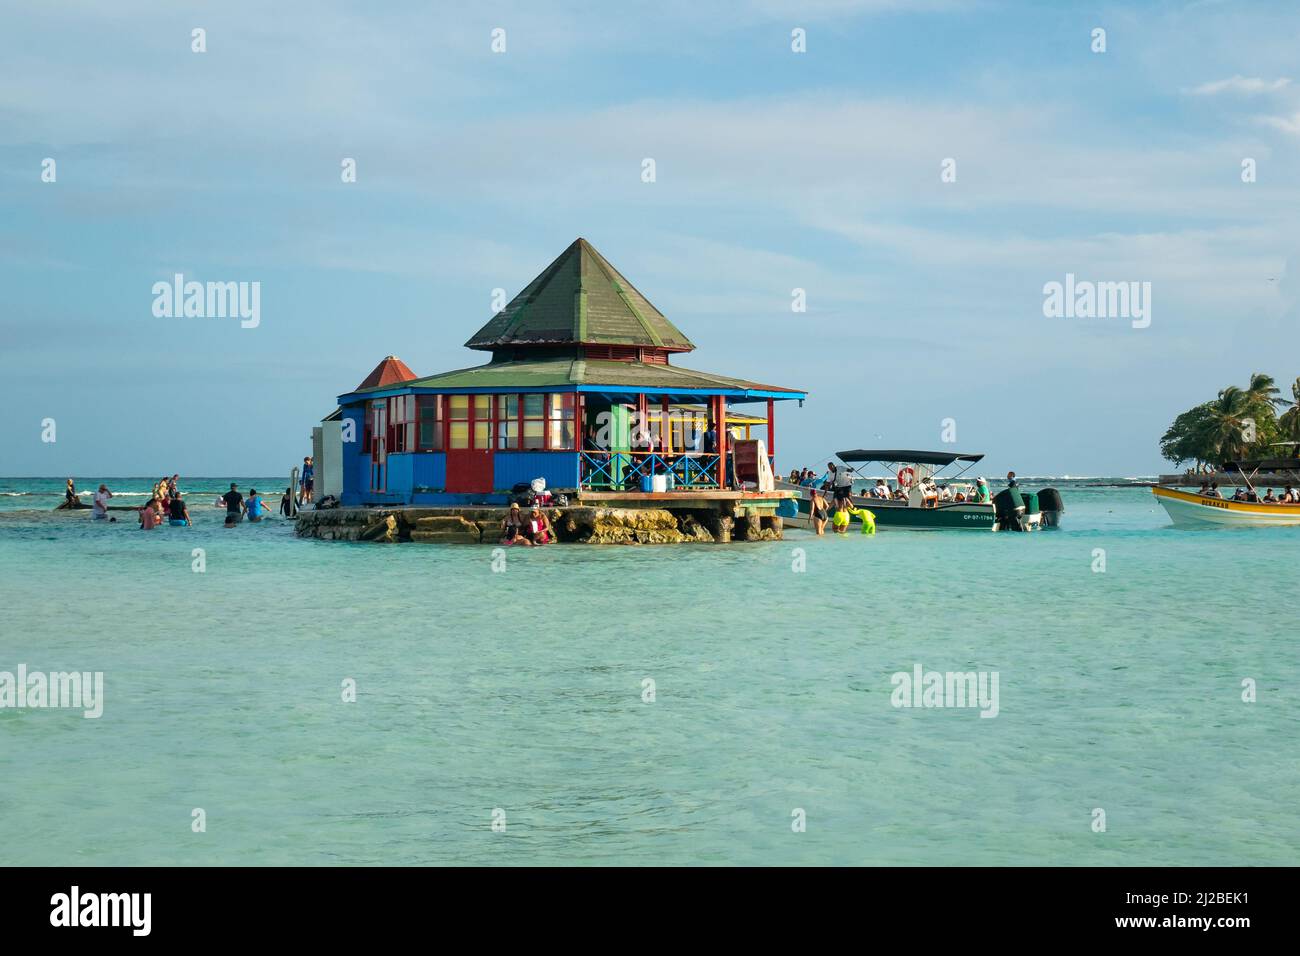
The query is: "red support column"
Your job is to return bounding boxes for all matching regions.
[660,396,671,454]
[637,393,649,450]
[767,397,776,467]
[708,395,718,484]
[718,394,728,489]
[576,391,585,447]
[575,391,584,487]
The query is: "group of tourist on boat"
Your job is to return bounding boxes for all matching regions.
[787,463,995,506]
[1196,481,1300,504]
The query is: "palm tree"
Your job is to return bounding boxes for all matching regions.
[1243,372,1284,409]
[1205,386,1254,464]
[1278,377,1300,442]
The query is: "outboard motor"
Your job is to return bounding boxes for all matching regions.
[993,488,1026,532]
[1020,491,1040,529]
[1037,487,1064,528]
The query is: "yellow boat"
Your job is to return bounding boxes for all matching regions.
[1152,486,1300,527]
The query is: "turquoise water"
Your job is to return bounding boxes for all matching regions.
[0,477,1296,865]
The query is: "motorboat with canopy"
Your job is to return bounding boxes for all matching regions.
[778,449,1064,531]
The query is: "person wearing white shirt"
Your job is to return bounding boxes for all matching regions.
[91,484,112,519]
[920,479,938,506]
[831,463,854,505]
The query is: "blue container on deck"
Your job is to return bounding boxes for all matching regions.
[640,475,654,492]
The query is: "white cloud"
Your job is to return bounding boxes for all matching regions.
[1257,110,1300,135]
[1187,75,1292,96]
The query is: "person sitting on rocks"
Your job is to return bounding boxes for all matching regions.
[500,502,531,546]
[526,506,554,545]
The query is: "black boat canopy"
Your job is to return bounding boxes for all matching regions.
[836,449,985,467]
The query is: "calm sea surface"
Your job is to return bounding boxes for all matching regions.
[1,477,1296,865]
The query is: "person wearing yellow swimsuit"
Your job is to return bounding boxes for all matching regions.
[849,505,876,535]
[831,506,851,533]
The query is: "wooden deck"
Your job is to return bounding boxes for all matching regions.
[576,488,795,515]
[576,489,794,501]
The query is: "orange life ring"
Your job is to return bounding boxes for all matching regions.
[897,467,915,488]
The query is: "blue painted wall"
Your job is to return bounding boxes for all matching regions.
[384,453,414,497]
[494,452,578,491]
[411,452,447,492]
[338,401,581,505]
[340,404,368,505]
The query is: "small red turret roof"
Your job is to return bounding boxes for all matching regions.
[356,355,418,390]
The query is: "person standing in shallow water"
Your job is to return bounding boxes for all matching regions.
[167,493,191,527]
[92,483,113,520]
[139,497,162,530]
[809,487,829,536]
[222,483,244,524]
[245,488,270,522]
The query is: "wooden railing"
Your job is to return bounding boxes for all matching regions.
[580,451,721,490]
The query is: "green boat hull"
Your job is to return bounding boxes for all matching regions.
[793,494,998,530]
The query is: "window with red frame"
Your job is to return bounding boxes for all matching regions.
[487,393,577,450]
[387,395,415,453]
[417,395,443,451]
[547,394,576,450]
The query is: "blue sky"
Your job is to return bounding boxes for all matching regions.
[3,0,1298,477]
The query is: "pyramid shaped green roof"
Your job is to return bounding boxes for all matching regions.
[465,238,695,352]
